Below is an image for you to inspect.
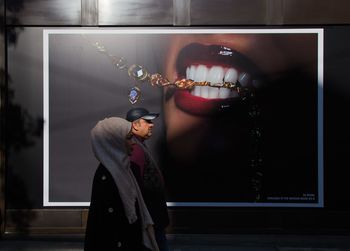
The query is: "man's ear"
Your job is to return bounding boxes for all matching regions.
[131,121,138,131]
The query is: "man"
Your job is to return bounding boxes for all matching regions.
[126,107,170,251]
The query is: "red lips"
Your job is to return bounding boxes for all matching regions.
[174,90,234,116]
[172,43,261,116]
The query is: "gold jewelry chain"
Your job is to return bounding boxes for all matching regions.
[86,37,247,93]
[148,73,240,91]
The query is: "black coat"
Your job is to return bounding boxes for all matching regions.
[84,164,145,251]
[130,162,169,230]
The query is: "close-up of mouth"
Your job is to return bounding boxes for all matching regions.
[172,43,264,116]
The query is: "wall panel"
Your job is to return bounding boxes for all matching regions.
[98,0,173,25]
[190,0,268,25]
[0,0,6,235]
[6,0,81,25]
[282,0,350,24]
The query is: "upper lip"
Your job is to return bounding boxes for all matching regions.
[170,43,264,116]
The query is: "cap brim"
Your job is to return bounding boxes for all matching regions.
[141,113,159,120]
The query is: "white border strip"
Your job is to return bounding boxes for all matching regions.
[43,30,50,206]
[43,28,324,207]
[44,28,323,34]
[166,202,323,207]
[317,30,324,208]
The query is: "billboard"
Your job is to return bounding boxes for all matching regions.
[42,28,323,207]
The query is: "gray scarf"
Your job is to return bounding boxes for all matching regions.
[90,117,156,250]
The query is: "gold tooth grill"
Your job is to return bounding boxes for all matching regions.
[149,73,244,92]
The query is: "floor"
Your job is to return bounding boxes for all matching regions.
[0,234,350,251]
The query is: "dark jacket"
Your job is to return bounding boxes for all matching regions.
[131,161,169,230]
[84,164,144,251]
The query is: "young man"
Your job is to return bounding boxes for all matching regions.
[126,108,170,251]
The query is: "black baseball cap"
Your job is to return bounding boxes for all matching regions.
[126,107,159,122]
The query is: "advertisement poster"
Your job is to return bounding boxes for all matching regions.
[43,29,323,207]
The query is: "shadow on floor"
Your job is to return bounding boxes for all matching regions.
[0,234,350,251]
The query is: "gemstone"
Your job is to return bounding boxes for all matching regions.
[128,65,148,81]
[94,42,106,53]
[128,86,141,104]
[111,56,127,69]
[250,159,258,168]
[149,73,170,86]
[251,129,261,138]
[249,105,261,117]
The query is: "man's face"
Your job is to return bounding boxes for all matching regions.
[132,118,154,140]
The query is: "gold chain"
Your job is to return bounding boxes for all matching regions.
[84,36,250,100]
[148,73,246,93]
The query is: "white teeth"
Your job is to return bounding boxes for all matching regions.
[224,68,238,83]
[207,66,224,85]
[238,72,250,87]
[201,86,210,98]
[194,65,207,82]
[208,86,220,98]
[192,86,201,96]
[185,65,255,99]
[219,87,231,99]
[188,65,196,80]
[191,86,239,99]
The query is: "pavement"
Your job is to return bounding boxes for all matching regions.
[0,234,350,251]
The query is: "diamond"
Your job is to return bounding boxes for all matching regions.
[94,42,106,53]
[111,56,127,69]
[128,65,148,81]
[128,86,141,104]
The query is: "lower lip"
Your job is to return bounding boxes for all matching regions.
[174,90,237,116]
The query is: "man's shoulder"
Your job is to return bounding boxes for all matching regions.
[132,142,144,154]
[130,142,145,167]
